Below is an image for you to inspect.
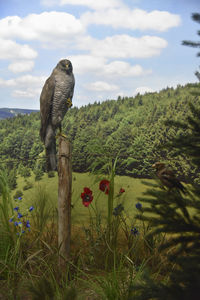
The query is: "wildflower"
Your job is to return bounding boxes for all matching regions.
[99,179,110,195]
[18,197,22,201]
[113,204,124,216]
[135,202,142,210]
[81,187,93,207]
[9,217,14,222]
[18,221,22,227]
[29,206,34,212]
[14,221,18,226]
[131,227,139,236]
[17,230,25,236]
[14,207,19,211]
[119,188,125,193]
[26,220,30,228]
[17,212,23,218]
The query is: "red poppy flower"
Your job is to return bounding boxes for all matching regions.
[99,180,110,195]
[119,188,125,193]
[81,187,93,207]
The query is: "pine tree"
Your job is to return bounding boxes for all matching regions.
[129,13,200,300]
[182,13,200,55]
[182,13,200,83]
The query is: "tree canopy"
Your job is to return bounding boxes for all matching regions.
[0,82,199,181]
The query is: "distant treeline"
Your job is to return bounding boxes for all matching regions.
[0,82,200,182]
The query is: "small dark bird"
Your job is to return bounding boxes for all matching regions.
[152,162,185,193]
[40,59,75,171]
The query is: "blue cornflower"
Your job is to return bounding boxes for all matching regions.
[26,220,30,228]
[131,227,139,236]
[135,202,142,210]
[18,197,22,201]
[29,206,34,212]
[17,212,23,218]
[17,230,25,236]
[14,207,19,211]
[113,204,124,216]
[9,217,14,222]
[14,221,18,226]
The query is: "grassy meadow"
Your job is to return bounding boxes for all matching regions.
[0,167,194,300]
[14,172,152,225]
[1,170,163,299]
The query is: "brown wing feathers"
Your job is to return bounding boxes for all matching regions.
[40,76,55,143]
[152,162,185,192]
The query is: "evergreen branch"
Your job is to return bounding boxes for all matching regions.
[182,41,200,48]
[159,235,200,252]
[192,13,200,23]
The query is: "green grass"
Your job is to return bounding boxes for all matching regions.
[13,172,152,225]
[1,170,189,299]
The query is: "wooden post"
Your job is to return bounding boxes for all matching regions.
[58,136,72,268]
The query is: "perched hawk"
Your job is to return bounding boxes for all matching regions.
[40,59,75,171]
[152,162,185,193]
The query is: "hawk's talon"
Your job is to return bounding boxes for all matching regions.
[67,98,72,108]
[56,132,67,139]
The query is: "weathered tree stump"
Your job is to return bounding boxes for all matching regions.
[58,136,72,268]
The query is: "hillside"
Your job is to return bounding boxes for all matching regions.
[0,108,39,120]
[0,82,200,181]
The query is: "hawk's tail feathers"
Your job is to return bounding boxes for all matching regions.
[40,125,46,143]
[45,141,57,172]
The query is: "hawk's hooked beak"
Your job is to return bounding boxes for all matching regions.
[66,64,69,69]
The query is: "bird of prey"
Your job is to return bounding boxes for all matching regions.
[40,59,75,171]
[152,162,185,193]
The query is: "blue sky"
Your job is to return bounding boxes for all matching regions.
[0,0,199,109]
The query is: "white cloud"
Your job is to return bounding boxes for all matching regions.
[68,55,107,74]
[0,38,37,60]
[41,0,58,6]
[69,54,151,77]
[85,81,119,92]
[0,75,46,98]
[41,0,123,10]
[81,8,181,31]
[12,88,41,98]
[14,75,46,87]
[8,60,35,73]
[0,12,84,44]
[0,5,182,108]
[0,78,16,87]
[79,35,167,58]
[0,10,169,63]
[104,61,152,77]
[135,86,154,95]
